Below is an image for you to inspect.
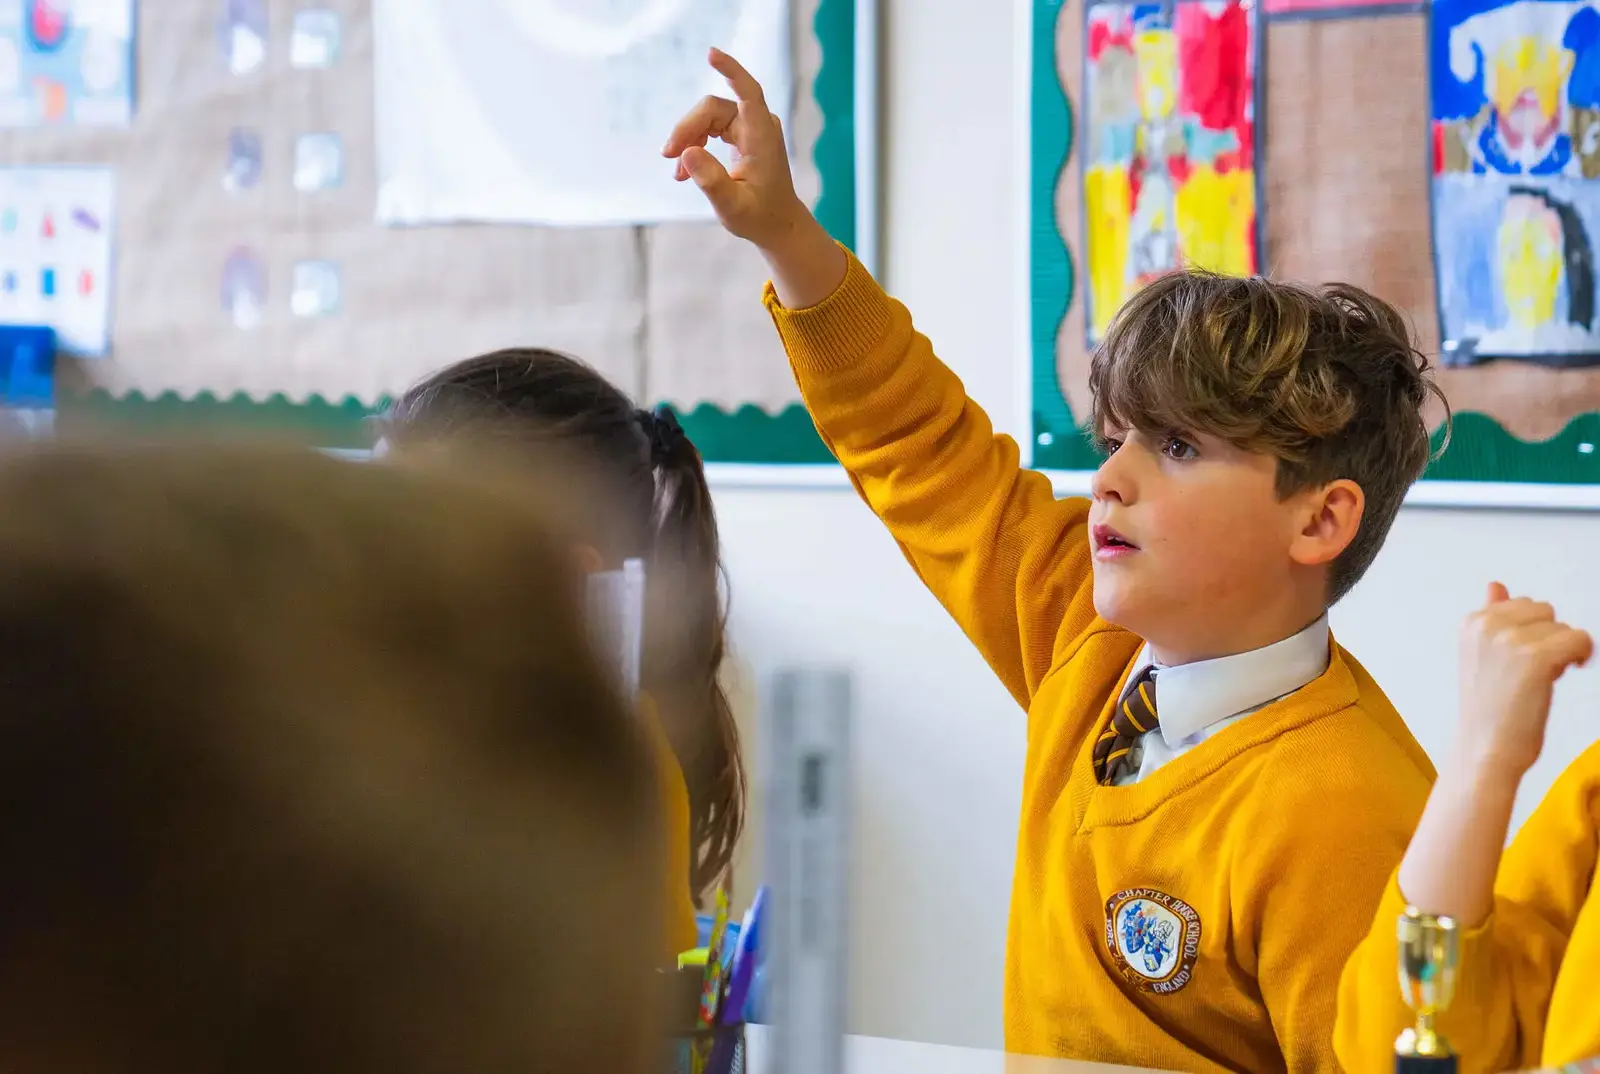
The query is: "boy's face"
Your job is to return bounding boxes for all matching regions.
[1089,426,1321,665]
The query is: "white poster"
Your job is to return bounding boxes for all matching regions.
[372,0,792,227]
[0,166,115,356]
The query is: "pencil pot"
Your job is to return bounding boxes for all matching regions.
[668,1025,745,1074]
[660,964,746,1074]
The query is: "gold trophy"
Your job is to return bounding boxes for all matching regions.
[1395,907,1460,1073]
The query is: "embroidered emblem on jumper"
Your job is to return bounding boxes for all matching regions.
[1105,887,1201,994]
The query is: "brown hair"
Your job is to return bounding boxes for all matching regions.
[1089,271,1449,604]
[0,442,662,1074]
[383,349,745,905]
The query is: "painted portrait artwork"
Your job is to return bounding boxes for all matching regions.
[1432,0,1600,366]
[1081,0,1259,343]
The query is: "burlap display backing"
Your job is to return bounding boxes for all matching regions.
[3,0,823,412]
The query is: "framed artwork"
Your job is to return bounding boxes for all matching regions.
[1025,0,1600,507]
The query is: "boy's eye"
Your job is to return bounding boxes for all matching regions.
[1162,436,1198,460]
[1095,435,1123,456]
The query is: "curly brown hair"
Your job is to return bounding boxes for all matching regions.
[1090,271,1449,604]
[0,442,662,1074]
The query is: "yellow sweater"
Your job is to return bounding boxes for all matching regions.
[640,694,701,956]
[765,252,1436,1071]
[1335,740,1600,1073]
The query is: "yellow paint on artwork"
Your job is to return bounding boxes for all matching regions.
[1174,164,1255,276]
[1133,30,1177,121]
[1085,163,1132,339]
[1497,195,1563,329]
[1489,36,1573,128]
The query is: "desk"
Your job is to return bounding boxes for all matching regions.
[742,1029,1166,1073]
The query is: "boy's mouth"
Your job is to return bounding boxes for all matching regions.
[1092,523,1140,560]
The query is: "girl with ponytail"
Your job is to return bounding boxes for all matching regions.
[382,349,745,953]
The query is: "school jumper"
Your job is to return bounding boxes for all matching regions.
[641,693,701,956]
[764,251,1436,1072]
[1335,739,1600,1073]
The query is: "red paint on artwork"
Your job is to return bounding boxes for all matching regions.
[1087,12,1133,62]
[1225,120,1255,171]
[1432,121,1446,174]
[1176,2,1252,132]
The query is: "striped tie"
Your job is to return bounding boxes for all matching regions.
[1093,667,1159,786]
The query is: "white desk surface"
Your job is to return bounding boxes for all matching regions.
[743,1029,1165,1073]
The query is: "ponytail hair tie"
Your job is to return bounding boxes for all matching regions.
[637,405,686,463]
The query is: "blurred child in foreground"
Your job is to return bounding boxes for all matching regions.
[0,442,664,1074]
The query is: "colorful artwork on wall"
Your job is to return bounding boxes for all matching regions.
[1081,0,1260,343]
[1431,0,1600,367]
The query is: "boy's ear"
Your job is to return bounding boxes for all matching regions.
[1289,479,1364,568]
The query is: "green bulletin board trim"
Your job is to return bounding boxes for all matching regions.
[61,0,860,464]
[810,0,856,253]
[1027,0,1600,486]
[60,390,838,463]
[63,390,379,449]
[1424,413,1600,484]
[1029,0,1099,473]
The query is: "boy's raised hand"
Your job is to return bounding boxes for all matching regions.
[1459,582,1593,781]
[664,49,846,308]
[664,49,802,245]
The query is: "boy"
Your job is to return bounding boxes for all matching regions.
[1334,584,1597,1073]
[664,50,1443,1071]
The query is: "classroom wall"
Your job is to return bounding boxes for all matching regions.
[710,0,1600,1052]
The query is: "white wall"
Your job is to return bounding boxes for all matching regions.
[713,0,1600,1052]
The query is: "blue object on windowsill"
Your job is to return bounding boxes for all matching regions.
[0,325,57,408]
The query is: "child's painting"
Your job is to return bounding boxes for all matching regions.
[0,0,135,127]
[1431,0,1600,366]
[1081,0,1259,343]
[0,166,115,357]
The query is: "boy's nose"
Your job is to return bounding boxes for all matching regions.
[1091,449,1135,504]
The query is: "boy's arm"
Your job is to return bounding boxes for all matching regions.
[1332,586,1595,1074]
[1332,810,1579,1074]
[1493,738,1600,951]
[1330,765,1553,1074]
[664,51,1102,703]
[764,254,1100,702]
[1395,584,1591,925]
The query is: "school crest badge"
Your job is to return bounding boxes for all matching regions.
[1105,887,1201,994]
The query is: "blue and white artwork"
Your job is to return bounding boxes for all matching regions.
[1431,0,1600,366]
[0,166,116,356]
[0,0,134,128]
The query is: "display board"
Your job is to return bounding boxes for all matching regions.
[1026,0,1600,507]
[5,0,877,465]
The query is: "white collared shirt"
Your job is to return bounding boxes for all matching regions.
[1112,616,1332,786]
